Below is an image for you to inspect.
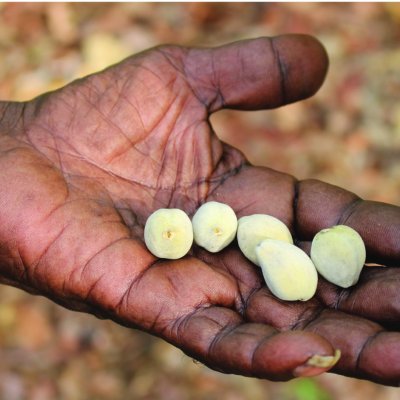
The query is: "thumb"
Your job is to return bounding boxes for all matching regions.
[183,34,329,112]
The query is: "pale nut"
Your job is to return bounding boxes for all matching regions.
[192,201,237,253]
[256,239,318,301]
[311,225,366,288]
[144,208,193,259]
[237,214,293,266]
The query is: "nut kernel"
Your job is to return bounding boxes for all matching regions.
[144,208,193,259]
[311,225,366,288]
[237,214,293,266]
[256,239,318,301]
[192,201,237,253]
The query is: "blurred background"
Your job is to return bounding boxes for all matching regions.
[0,3,399,399]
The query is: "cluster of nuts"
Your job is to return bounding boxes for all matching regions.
[144,201,366,301]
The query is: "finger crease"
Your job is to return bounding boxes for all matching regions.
[355,329,384,373]
[241,286,264,318]
[292,306,325,331]
[115,258,165,316]
[292,179,300,244]
[337,197,363,226]
[207,321,242,360]
[334,288,351,310]
[270,38,287,104]
[250,330,277,372]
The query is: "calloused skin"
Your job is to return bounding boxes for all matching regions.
[0,34,399,385]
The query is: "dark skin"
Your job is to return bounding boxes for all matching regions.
[0,34,399,385]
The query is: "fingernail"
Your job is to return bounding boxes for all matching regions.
[306,349,341,368]
[293,349,341,377]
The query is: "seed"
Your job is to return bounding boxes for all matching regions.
[144,208,193,259]
[237,214,293,266]
[311,225,366,288]
[256,239,318,301]
[192,201,237,253]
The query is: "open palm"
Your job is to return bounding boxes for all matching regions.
[0,34,399,385]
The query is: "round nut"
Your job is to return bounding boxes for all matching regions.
[311,225,366,288]
[256,239,318,301]
[237,214,293,266]
[144,208,193,259]
[192,201,237,253]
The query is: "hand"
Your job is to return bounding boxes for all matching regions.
[0,34,399,385]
